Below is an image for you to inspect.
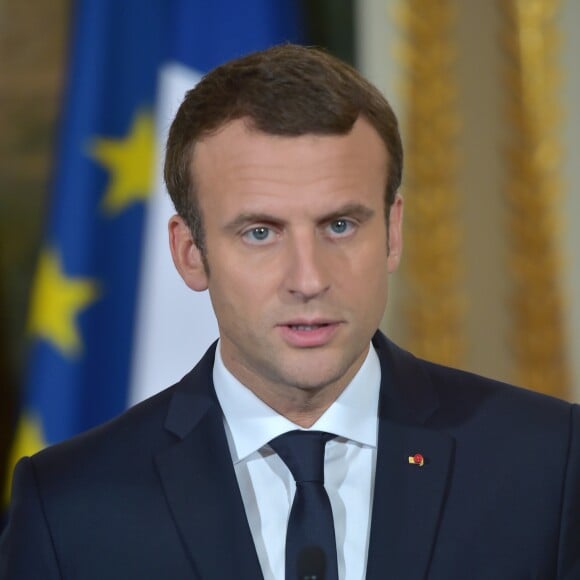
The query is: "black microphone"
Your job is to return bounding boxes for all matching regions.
[297,545,326,580]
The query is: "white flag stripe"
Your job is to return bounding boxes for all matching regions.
[129,63,218,405]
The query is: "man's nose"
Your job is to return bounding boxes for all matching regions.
[284,233,330,301]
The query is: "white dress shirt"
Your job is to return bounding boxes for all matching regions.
[213,343,381,580]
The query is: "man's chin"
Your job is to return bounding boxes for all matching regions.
[278,362,353,395]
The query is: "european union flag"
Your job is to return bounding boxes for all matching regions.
[7,0,303,496]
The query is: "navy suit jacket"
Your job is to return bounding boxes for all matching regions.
[1,333,579,579]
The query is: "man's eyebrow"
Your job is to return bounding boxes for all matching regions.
[318,203,375,223]
[223,212,285,233]
[223,203,375,233]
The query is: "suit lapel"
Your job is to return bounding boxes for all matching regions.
[155,346,263,579]
[366,335,455,580]
[366,422,454,579]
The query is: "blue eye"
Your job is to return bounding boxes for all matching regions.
[252,227,269,240]
[328,219,353,236]
[243,226,272,243]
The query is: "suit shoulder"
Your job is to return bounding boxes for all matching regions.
[30,343,218,474]
[376,333,575,431]
[415,357,577,443]
[29,384,173,481]
[421,357,572,410]
[27,365,214,494]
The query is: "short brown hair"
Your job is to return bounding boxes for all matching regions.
[164,43,403,253]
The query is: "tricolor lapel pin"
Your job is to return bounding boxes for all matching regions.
[408,453,425,467]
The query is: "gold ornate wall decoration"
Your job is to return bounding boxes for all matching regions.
[502,0,570,397]
[397,0,465,367]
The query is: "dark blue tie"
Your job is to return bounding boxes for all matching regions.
[269,430,338,580]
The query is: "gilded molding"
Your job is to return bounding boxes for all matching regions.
[398,0,465,366]
[502,0,570,397]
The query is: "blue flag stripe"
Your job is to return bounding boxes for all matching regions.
[21,0,303,449]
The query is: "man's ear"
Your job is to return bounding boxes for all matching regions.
[387,193,403,273]
[168,215,209,291]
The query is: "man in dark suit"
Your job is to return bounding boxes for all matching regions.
[1,44,579,579]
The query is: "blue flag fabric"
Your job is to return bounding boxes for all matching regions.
[12,0,303,468]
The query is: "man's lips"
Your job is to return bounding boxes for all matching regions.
[277,320,342,347]
[279,318,340,329]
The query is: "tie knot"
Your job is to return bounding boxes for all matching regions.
[269,430,335,484]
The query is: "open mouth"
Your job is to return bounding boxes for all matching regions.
[288,324,330,331]
[279,321,340,347]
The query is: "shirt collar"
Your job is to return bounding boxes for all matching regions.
[213,342,381,463]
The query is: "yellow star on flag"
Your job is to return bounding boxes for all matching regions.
[28,248,99,357]
[89,110,154,214]
[3,412,45,504]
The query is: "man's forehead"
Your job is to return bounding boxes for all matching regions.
[190,117,389,223]
[192,116,388,164]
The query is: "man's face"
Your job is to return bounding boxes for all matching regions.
[169,117,403,414]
